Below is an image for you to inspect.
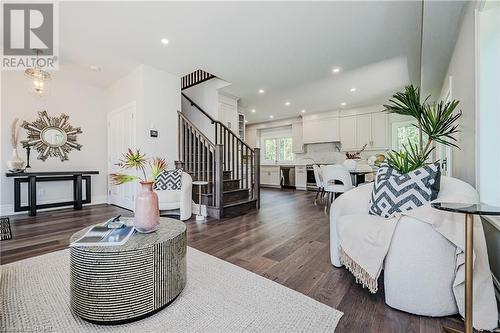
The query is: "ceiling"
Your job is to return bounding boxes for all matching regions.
[56,1,461,124]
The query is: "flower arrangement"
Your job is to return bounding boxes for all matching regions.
[109,149,167,185]
[383,85,462,173]
[345,144,367,160]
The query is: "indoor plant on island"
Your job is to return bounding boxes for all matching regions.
[110,149,167,233]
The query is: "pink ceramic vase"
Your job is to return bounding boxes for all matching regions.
[134,181,160,233]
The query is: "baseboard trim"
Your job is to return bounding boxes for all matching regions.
[0,195,108,217]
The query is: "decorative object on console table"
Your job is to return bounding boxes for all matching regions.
[24,144,31,169]
[0,217,12,241]
[69,218,187,324]
[384,85,462,173]
[109,149,167,233]
[21,111,83,162]
[431,203,500,333]
[7,118,25,172]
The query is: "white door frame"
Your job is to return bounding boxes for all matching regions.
[107,101,137,208]
[439,76,454,177]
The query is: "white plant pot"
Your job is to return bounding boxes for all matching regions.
[7,148,25,172]
[343,159,358,171]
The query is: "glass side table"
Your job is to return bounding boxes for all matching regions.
[192,181,209,221]
[431,202,500,333]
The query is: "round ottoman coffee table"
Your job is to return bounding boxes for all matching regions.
[69,217,186,324]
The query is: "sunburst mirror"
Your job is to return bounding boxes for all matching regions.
[21,111,83,161]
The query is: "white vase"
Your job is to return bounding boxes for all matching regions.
[7,148,25,172]
[343,159,357,171]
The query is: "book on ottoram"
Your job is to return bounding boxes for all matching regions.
[70,225,135,247]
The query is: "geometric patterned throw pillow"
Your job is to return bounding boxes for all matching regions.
[0,217,12,241]
[368,162,441,218]
[153,169,182,191]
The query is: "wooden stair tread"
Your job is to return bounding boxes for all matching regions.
[223,198,257,208]
[200,188,249,196]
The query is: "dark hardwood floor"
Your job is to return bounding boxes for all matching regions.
[1,188,467,333]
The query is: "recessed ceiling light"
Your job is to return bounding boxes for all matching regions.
[244,120,249,123]
[301,109,306,113]
[332,67,341,74]
[284,101,291,106]
[270,115,274,119]
[258,89,265,94]
[350,87,357,92]
[251,109,256,113]
[341,102,347,106]
[161,38,169,45]
[90,65,101,72]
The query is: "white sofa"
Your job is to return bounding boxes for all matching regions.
[329,177,475,316]
[154,171,193,221]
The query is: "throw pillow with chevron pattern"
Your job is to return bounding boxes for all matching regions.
[153,169,182,191]
[368,162,441,218]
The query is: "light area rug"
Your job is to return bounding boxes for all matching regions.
[1,247,342,332]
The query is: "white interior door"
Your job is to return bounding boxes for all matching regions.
[108,102,136,210]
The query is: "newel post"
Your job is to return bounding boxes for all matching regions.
[215,144,224,217]
[174,161,184,170]
[254,148,261,209]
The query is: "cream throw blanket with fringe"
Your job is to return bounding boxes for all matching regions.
[334,177,498,331]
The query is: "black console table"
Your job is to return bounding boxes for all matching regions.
[6,171,99,216]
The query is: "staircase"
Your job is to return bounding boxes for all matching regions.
[177,70,260,219]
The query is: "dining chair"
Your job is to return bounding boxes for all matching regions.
[320,164,353,212]
[312,164,325,205]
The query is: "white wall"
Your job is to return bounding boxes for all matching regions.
[142,65,180,165]
[441,2,477,186]
[0,69,108,215]
[477,3,500,206]
[182,77,229,142]
[107,64,180,167]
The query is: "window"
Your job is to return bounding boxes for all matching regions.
[260,126,293,163]
[264,139,277,161]
[263,137,293,162]
[391,121,428,151]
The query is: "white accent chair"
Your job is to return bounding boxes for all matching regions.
[154,171,193,221]
[312,164,325,205]
[329,176,476,317]
[320,165,354,212]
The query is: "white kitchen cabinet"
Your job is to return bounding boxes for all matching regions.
[371,112,389,149]
[339,116,356,151]
[260,165,281,187]
[340,112,388,151]
[218,94,239,134]
[356,114,371,149]
[295,165,307,190]
[302,115,340,144]
[292,121,305,153]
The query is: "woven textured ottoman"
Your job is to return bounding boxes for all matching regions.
[70,218,187,324]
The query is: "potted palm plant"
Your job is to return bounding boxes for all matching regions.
[384,85,462,173]
[110,149,167,233]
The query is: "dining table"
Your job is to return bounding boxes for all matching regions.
[349,170,375,186]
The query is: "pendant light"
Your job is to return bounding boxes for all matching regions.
[24,49,52,97]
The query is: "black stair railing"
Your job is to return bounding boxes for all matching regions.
[178,93,260,218]
[181,69,216,91]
